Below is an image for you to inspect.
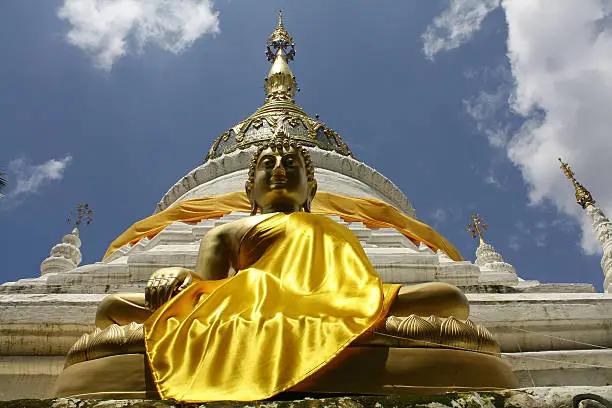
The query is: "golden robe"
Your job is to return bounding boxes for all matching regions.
[144,212,400,402]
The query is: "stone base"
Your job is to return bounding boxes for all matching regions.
[54,347,518,399]
[3,387,612,408]
[503,349,612,387]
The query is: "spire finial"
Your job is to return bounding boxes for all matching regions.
[558,157,595,209]
[264,11,297,102]
[466,213,488,243]
[266,10,295,62]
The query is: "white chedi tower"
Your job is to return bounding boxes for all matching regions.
[587,205,612,292]
[468,214,518,285]
[560,158,612,292]
[40,228,82,275]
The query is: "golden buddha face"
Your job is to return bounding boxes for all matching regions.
[248,144,316,214]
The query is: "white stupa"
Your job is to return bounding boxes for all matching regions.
[468,214,519,286]
[40,228,82,276]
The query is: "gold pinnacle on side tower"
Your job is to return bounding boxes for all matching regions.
[466,213,488,243]
[558,157,595,209]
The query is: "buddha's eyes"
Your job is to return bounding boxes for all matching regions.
[258,154,299,169]
[283,157,297,167]
[260,157,276,169]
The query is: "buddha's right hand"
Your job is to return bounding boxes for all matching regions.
[145,267,195,310]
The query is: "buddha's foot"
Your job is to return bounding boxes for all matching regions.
[356,315,500,354]
[65,322,145,368]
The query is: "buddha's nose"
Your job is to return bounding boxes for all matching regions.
[272,166,286,177]
[272,158,286,174]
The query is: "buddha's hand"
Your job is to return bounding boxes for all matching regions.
[145,267,195,310]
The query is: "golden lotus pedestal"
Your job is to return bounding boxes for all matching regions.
[53,316,519,399]
[54,347,518,399]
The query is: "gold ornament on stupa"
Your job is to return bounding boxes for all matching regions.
[266,11,295,62]
[558,157,595,209]
[204,11,352,162]
[466,213,488,243]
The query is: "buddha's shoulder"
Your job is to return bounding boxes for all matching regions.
[211,213,279,240]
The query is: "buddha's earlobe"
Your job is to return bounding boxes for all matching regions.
[303,180,317,213]
[245,185,258,216]
[250,200,258,216]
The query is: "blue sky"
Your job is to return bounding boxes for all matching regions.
[1,0,609,290]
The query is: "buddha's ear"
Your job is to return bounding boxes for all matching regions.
[245,184,258,216]
[249,201,258,216]
[304,180,317,213]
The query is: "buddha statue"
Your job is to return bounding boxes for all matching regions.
[53,136,517,401]
[95,138,470,329]
[53,13,517,401]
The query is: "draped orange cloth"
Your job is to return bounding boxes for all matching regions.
[144,212,401,402]
[104,191,462,261]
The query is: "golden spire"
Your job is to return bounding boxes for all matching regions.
[558,157,595,209]
[268,10,294,50]
[466,213,488,243]
[264,11,297,102]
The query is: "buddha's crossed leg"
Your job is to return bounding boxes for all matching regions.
[96,278,468,329]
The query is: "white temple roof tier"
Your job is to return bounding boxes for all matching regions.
[156,147,417,218]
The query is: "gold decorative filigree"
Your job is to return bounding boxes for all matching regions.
[252,118,264,129]
[287,117,301,128]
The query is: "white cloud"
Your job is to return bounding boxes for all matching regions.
[508,235,521,251]
[422,0,501,59]
[484,171,503,189]
[8,156,73,197]
[426,0,612,255]
[503,0,612,254]
[58,0,220,71]
[430,208,448,224]
[464,88,512,148]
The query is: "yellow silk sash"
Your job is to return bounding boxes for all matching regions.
[104,191,462,261]
[144,212,397,402]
